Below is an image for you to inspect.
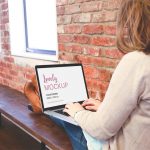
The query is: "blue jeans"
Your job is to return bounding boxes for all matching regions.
[49,116,88,150]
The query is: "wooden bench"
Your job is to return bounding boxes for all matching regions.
[0,85,72,150]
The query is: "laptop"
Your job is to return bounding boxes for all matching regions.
[35,63,89,125]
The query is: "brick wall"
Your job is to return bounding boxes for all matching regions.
[0,0,123,99]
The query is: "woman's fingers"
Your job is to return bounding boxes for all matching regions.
[82,98,102,111]
[85,106,96,111]
[63,103,84,118]
[82,98,96,106]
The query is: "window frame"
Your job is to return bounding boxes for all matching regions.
[8,0,58,61]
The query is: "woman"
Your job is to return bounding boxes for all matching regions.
[25,0,150,149]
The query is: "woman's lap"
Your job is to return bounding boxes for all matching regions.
[49,116,88,150]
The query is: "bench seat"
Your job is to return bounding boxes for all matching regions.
[0,85,72,150]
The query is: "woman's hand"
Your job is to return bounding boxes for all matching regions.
[63,103,84,118]
[82,98,102,111]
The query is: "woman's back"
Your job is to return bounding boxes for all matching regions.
[107,51,150,150]
[75,51,150,150]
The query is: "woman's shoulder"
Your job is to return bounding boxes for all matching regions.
[121,51,150,64]
[124,51,147,58]
[119,51,150,77]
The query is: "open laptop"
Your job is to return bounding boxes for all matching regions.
[35,64,89,125]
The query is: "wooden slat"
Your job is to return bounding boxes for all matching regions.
[0,85,72,150]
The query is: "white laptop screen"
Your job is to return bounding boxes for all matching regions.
[36,64,88,109]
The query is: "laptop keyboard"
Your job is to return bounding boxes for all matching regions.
[55,109,69,116]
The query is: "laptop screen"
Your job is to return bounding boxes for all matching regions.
[35,64,88,110]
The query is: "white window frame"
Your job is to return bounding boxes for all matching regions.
[8,0,58,61]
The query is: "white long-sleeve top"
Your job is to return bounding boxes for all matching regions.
[75,51,150,150]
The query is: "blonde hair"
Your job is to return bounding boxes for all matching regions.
[117,0,150,54]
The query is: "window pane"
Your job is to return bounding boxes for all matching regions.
[25,0,58,54]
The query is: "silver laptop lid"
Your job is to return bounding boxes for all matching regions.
[35,64,89,111]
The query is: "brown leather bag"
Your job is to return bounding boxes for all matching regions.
[24,75,42,113]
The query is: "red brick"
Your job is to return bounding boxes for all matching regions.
[81,1,102,12]
[83,46,102,56]
[68,0,75,4]
[5,74,13,80]
[4,56,14,63]
[92,10,117,22]
[9,70,18,76]
[58,34,73,43]
[90,79,109,92]
[0,78,2,84]
[57,25,64,34]
[72,13,91,23]
[0,66,3,72]
[0,0,5,3]
[57,6,65,15]
[0,61,7,67]
[103,49,124,59]
[57,0,68,6]
[1,37,9,44]
[103,10,117,22]
[6,63,12,69]
[102,58,119,68]
[1,18,9,24]
[58,43,66,51]
[65,4,81,14]
[104,25,116,35]
[91,57,118,68]
[82,24,103,34]
[2,43,10,50]
[71,45,83,53]
[65,45,73,52]
[103,0,120,10]
[75,55,92,64]
[25,73,33,80]
[98,69,112,81]
[2,10,8,17]
[3,68,10,74]
[3,79,9,86]
[73,35,90,44]
[91,36,116,46]
[88,90,101,99]
[76,0,93,3]
[1,31,9,37]
[91,57,103,66]
[91,13,103,23]
[0,25,5,30]
[64,24,82,33]
[0,72,6,78]
[57,15,71,25]
[59,52,77,61]
[24,67,34,74]
[83,66,99,79]
[4,31,9,37]
[1,3,8,10]
[85,78,93,89]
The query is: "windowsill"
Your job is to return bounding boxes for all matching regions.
[12,51,58,62]
[13,55,59,68]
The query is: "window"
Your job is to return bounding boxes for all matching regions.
[8,0,58,61]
